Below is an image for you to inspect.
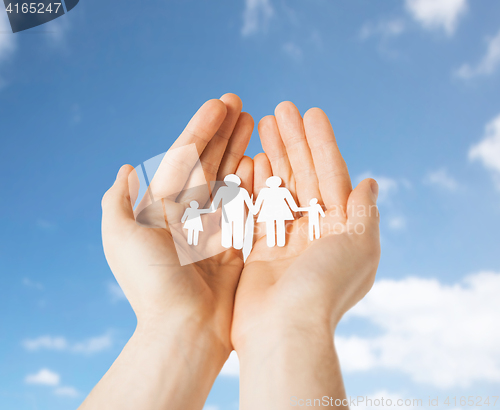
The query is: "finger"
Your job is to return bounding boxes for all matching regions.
[133,98,227,223]
[217,112,254,180]
[199,93,243,183]
[102,165,136,233]
[128,167,141,209]
[253,153,272,197]
[258,115,296,196]
[275,101,322,207]
[303,107,352,211]
[176,94,242,206]
[146,99,228,201]
[171,99,228,152]
[346,178,380,239]
[235,156,254,194]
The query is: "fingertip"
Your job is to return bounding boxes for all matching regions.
[239,155,253,169]
[368,178,379,202]
[238,112,255,128]
[236,156,254,192]
[116,164,134,181]
[275,101,300,118]
[303,107,327,122]
[258,115,276,132]
[355,178,378,201]
[220,93,243,112]
[201,98,228,119]
[254,152,270,166]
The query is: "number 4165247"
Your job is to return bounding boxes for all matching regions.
[5,3,62,14]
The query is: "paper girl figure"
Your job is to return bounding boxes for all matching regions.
[253,176,300,247]
[181,201,212,246]
[300,198,325,241]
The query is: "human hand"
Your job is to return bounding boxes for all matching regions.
[231,102,380,409]
[102,94,254,359]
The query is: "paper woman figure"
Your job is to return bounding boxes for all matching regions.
[300,198,325,241]
[253,176,300,247]
[181,201,212,246]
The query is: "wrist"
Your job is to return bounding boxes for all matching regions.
[135,315,230,366]
[234,313,335,357]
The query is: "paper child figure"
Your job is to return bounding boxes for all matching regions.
[300,198,325,241]
[209,174,254,250]
[181,201,212,246]
[253,176,300,248]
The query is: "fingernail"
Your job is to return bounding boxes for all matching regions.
[370,180,379,201]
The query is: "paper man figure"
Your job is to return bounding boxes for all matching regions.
[253,176,300,248]
[300,198,325,241]
[209,174,254,249]
[181,201,212,246]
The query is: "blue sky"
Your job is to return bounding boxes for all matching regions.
[1,0,500,409]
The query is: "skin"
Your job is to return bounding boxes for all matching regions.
[232,102,381,409]
[78,96,380,410]
[79,94,254,410]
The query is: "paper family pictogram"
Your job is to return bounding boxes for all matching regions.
[181,174,325,255]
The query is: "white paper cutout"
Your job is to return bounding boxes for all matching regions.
[208,174,254,250]
[242,194,254,261]
[253,176,300,247]
[299,198,326,241]
[183,174,325,252]
[181,200,212,246]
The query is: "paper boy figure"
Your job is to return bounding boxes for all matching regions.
[300,198,325,241]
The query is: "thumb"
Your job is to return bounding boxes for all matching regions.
[347,178,380,235]
[102,165,136,232]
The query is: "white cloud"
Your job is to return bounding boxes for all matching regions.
[357,172,400,204]
[0,10,16,88]
[282,42,302,61]
[220,350,239,376]
[203,406,219,410]
[108,281,127,302]
[387,216,406,230]
[241,0,273,37]
[23,333,112,354]
[337,271,500,388]
[0,12,16,61]
[36,219,56,230]
[469,113,500,189]
[424,168,459,191]
[405,0,468,35]
[25,369,60,386]
[359,19,406,40]
[47,17,72,52]
[54,386,80,398]
[23,336,67,351]
[72,334,113,354]
[23,277,44,290]
[456,29,500,79]
[25,368,79,398]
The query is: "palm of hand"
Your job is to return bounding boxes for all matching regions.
[102,95,254,352]
[233,102,380,346]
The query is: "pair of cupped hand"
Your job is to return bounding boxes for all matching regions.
[101,93,380,362]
